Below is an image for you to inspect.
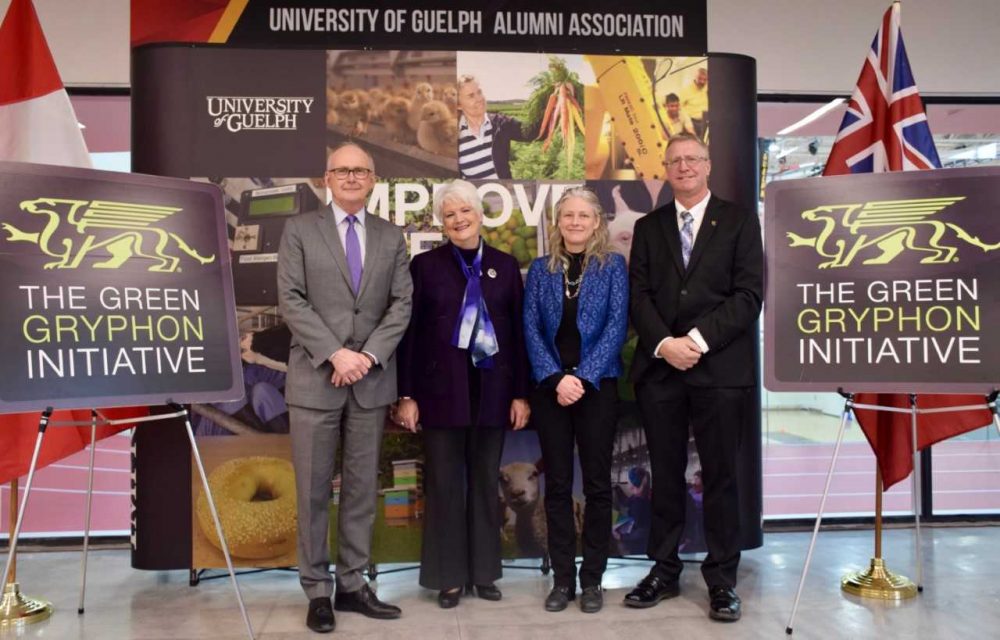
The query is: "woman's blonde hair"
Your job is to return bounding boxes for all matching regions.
[546,186,611,273]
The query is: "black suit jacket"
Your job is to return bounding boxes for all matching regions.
[397,242,531,428]
[628,194,763,387]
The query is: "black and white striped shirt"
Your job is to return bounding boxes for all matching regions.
[458,115,499,180]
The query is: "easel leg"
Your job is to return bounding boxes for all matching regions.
[990,391,1000,439]
[785,399,852,634]
[909,394,923,592]
[78,410,98,614]
[179,407,255,640]
[2,409,52,589]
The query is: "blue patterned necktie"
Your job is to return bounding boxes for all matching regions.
[680,210,694,267]
[344,215,363,293]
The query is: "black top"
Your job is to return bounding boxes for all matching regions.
[456,245,478,265]
[541,252,586,390]
[555,252,584,369]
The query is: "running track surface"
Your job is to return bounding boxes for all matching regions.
[2,437,998,537]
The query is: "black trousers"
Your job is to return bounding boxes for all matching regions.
[532,379,618,588]
[419,426,505,590]
[636,378,747,588]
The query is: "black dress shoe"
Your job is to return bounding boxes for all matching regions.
[579,585,603,613]
[467,583,502,601]
[544,585,575,612]
[708,585,741,622]
[623,574,680,608]
[306,596,335,633]
[438,588,462,609]
[334,584,402,619]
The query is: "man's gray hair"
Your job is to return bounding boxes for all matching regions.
[327,141,375,170]
[665,133,709,158]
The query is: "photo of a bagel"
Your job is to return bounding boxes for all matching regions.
[196,456,297,559]
[192,436,298,569]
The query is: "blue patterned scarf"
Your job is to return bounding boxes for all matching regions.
[451,240,498,368]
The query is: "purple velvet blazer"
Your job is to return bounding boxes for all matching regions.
[397,242,530,428]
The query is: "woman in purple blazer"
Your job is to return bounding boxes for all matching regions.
[523,186,628,614]
[396,179,531,608]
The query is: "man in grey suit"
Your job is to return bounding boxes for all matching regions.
[278,142,413,633]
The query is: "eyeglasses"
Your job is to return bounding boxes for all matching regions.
[665,155,709,168]
[326,167,372,179]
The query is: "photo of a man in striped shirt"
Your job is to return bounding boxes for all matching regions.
[457,74,536,180]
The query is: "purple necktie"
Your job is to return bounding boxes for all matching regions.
[345,215,363,293]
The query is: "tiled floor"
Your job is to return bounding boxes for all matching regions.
[3,525,999,639]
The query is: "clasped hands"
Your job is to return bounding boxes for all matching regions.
[658,336,702,371]
[330,348,371,387]
[393,397,530,432]
[555,374,586,407]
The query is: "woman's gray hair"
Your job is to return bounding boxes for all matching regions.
[434,179,484,222]
[457,74,478,89]
[546,186,612,273]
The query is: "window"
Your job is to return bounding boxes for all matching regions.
[758,99,1000,520]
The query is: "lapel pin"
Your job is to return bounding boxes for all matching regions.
[487,268,498,279]
[711,220,717,226]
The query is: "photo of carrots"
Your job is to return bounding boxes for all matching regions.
[524,56,585,178]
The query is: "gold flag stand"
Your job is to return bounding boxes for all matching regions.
[1,478,54,629]
[841,468,917,599]
[787,389,999,634]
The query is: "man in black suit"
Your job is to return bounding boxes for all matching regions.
[623,133,763,622]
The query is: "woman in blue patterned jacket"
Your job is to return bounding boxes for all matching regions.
[523,186,628,614]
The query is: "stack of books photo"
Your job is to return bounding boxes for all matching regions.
[382,459,424,525]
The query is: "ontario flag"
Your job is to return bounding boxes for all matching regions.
[0,0,145,486]
[823,2,993,489]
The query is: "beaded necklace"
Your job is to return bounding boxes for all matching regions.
[563,254,584,299]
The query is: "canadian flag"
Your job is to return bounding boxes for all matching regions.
[0,0,90,166]
[0,0,143,486]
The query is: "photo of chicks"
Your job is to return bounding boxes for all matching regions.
[326,50,459,178]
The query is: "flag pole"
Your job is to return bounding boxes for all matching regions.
[6,480,16,582]
[841,404,918,599]
[0,411,54,629]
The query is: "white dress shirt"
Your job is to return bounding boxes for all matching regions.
[654,191,711,358]
[329,202,378,365]
[331,202,367,265]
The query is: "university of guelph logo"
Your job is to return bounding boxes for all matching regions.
[2,198,216,273]
[785,196,1000,268]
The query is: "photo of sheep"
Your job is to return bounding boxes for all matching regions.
[326,50,459,178]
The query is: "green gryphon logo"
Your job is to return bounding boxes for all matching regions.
[2,198,216,273]
[785,196,1000,268]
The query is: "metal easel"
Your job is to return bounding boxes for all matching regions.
[1,403,257,639]
[785,388,999,634]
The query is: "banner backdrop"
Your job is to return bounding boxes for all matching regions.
[130,2,763,571]
[764,167,1000,393]
[0,162,242,412]
[131,1,707,53]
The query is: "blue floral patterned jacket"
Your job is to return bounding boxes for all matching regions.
[523,252,629,388]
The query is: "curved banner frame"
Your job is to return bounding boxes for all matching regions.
[129,2,763,571]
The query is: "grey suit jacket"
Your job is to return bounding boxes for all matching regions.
[277,207,413,410]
